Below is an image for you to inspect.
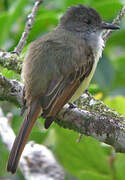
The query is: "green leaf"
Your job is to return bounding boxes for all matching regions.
[113,56,125,87]
[0,139,9,176]
[0,0,29,47]
[80,171,111,180]
[54,126,111,180]
[0,66,20,80]
[63,0,86,8]
[28,11,58,42]
[90,1,122,20]
[104,96,125,115]
[107,30,125,47]
[0,13,8,46]
[114,153,125,180]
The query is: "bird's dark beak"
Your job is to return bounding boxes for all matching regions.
[101,22,120,30]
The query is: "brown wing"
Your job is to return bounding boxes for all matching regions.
[41,57,94,128]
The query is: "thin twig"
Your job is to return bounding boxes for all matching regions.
[0,74,23,106]
[103,5,125,42]
[14,0,43,55]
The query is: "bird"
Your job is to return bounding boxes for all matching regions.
[7,4,120,173]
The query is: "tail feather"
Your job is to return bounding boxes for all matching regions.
[7,100,42,174]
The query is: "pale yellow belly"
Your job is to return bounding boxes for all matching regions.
[70,59,98,102]
[70,34,103,102]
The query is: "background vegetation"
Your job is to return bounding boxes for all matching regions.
[0,0,125,179]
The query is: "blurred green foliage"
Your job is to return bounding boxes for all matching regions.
[0,0,125,179]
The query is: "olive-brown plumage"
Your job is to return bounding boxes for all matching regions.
[7,4,120,173]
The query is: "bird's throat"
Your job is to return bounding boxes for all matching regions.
[70,35,104,102]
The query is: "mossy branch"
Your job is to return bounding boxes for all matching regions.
[1,75,125,152]
[0,51,22,74]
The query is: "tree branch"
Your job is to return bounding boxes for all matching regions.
[57,95,125,153]
[1,76,125,153]
[0,74,23,106]
[0,51,22,73]
[14,0,43,55]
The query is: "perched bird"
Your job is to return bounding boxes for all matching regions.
[7,4,119,173]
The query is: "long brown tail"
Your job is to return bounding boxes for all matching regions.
[7,100,42,174]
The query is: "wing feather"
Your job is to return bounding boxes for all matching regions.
[42,58,94,128]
